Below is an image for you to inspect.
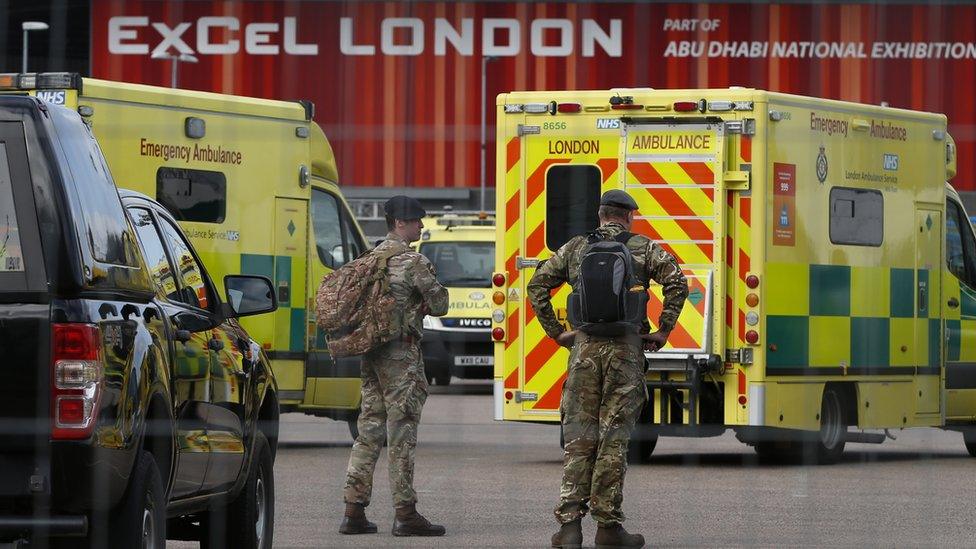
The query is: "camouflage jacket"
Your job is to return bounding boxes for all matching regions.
[527,222,688,339]
[378,232,449,339]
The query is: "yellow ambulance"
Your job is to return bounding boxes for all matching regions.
[417,212,495,385]
[492,87,976,462]
[0,72,368,437]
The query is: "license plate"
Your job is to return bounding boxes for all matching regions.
[454,355,493,366]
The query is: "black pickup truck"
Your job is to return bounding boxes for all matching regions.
[0,96,280,548]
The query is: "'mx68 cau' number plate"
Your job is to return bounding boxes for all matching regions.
[454,356,493,366]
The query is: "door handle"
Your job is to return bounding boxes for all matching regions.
[948,297,960,309]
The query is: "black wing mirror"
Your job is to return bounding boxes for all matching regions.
[172,311,214,334]
[222,275,278,318]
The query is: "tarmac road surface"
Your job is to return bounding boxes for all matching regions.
[173,380,976,547]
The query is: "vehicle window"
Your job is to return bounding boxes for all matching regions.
[947,200,976,288]
[156,167,227,223]
[340,206,364,261]
[0,143,24,272]
[128,207,180,300]
[158,216,211,310]
[545,165,601,251]
[419,241,494,287]
[49,106,139,266]
[312,188,344,268]
[829,187,883,247]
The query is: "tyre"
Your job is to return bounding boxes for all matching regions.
[108,450,166,549]
[964,431,976,457]
[809,386,847,464]
[626,433,658,464]
[434,372,452,386]
[205,432,275,549]
[753,440,799,463]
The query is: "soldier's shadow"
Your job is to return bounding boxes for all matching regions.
[277,441,354,449]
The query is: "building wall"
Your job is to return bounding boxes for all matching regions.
[5,1,971,195]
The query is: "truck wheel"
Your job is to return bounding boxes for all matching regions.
[108,450,166,549]
[626,433,658,464]
[811,387,847,464]
[753,440,800,462]
[221,431,275,549]
[964,431,976,457]
[434,372,452,386]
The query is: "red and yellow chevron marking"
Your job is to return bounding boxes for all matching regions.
[648,271,710,351]
[501,135,523,395]
[627,159,717,267]
[521,285,572,412]
[730,134,753,350]
[734,196,752,345]
[627,161,715,186]
[513,134,622,414]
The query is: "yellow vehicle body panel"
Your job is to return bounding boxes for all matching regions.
[14,77,367,418]
[493,87,976,438]
[419,217,496,320]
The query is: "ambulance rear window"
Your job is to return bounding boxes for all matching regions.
[156,167,227,224]
[829,187,883,247]
[545,165,600,251]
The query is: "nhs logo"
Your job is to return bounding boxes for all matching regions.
[596,118,620,130]
[883,153,899,171]
[36,90,66,105]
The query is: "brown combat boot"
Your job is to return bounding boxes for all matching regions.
[339,502,377,535]
[551,519,582,548]
[392,503,446,536]
[595,523,645,548]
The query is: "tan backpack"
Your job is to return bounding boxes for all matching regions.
[315,244,407,357]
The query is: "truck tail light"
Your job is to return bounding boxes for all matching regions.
[745,330,760,345]
[557,103,582,113]
[611,103,643,111]
[492,273,506,287]
[492,291,506,305]
[492,328,505,341]
[51,323,103,440]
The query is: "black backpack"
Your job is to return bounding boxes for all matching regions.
[567,232,649,336]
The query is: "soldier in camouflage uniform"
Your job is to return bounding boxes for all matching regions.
[339,196,449,537]
[528,190,688,549]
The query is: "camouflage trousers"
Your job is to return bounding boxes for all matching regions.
[555,332,646,525]
[343,339,429,507]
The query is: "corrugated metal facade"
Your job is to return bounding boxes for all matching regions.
[91,1,976,189]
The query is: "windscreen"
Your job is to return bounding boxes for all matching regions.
[419,241,494,288]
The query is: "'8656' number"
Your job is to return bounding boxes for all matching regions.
[543,122,566,130]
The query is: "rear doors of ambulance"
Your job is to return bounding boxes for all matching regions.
[620,118,727,363]
[509,113,726,418]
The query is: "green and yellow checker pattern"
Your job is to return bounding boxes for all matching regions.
[945,275,976,364]
[240,253,306,353]
[765,263,941,372]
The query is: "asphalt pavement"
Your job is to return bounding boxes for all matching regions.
[174,380,976,548]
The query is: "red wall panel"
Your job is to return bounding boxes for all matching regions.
[91,1,976,190]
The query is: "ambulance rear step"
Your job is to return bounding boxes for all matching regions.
[644,353,721,428]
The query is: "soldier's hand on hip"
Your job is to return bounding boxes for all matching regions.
[641,330,670,352]
[555,330,577,348]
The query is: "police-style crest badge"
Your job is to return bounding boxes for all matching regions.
[816,145,828,184]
